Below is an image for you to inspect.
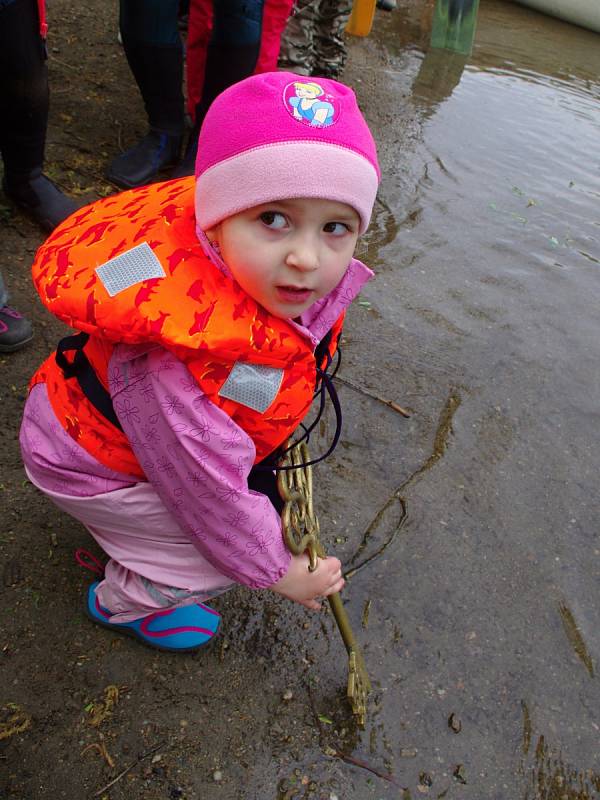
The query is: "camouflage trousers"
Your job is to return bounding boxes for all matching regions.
[278,0,352,79]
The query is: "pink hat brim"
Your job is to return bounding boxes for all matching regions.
[195,141,379,234]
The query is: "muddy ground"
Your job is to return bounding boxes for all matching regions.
[0,3,428,799]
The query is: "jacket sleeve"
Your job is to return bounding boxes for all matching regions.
[109,344,291,589]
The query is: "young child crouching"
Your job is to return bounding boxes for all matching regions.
[19,72,380,652]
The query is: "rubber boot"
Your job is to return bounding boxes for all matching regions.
[2,169,79,232]
[106,129,182,188]
[109,31,185,188]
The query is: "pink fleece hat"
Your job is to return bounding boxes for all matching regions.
[194,72,380,235]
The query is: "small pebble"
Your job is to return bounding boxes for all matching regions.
[448,712,462,733]
[453,764,467,784]
[283,689,293,701]
[400,747,418,758]
[419,771,433,787]
[213,770,223,782]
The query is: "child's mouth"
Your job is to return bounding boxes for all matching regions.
[276,286,313,304]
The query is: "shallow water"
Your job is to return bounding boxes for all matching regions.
[319,2,600,797]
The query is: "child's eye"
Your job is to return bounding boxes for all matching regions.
[323,221,351,236]
[260,211,287,229]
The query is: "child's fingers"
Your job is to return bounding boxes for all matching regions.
[300,597,321,610]
[322,576,345,596]
[322,556,342,573]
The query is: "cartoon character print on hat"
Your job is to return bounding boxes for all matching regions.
[284,80,339,128]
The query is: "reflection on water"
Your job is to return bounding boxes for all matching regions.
[391,0,600,287]
[413,48,468,112]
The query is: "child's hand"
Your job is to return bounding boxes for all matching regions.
[270,553,345,610]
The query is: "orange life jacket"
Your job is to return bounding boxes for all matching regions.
[30,177,343,478]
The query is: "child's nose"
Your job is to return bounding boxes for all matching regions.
[285,235,319,272]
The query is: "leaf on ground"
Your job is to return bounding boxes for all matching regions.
[87,684,119,727]
[0,705,31,741]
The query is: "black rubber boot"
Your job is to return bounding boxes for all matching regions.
[106,129,182,189]
[2,169,79,232]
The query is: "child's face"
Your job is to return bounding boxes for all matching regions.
[296,86,319,99]
[206,198,360,319]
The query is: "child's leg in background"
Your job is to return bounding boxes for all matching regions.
[24,476,234,623]
[313,0,352,79]
[0,0,78,230]
[177,0,295,175]
[277,0,317,76]
[107,0,184,188]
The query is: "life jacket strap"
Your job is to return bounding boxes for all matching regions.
[55,332,124,432]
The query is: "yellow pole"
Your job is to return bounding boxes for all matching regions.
[346,0,377,36]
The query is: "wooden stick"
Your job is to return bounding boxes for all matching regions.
[331,750,401,785]
[94,742,165,797]
[335,376,411,418]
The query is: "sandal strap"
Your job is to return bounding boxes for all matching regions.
[74,548,106,576]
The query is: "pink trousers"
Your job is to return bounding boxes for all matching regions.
[26,470,234,622]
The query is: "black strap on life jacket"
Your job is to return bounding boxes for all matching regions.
[55,332,124,431]
[314,327,335,372]
[258,328,344,473]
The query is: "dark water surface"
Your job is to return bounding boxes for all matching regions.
[324,1,600,797]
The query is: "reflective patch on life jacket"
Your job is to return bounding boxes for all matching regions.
[218,362,284,413]
[96,242,166,297]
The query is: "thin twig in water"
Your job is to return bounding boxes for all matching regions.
[331,749,402,786]
[335,375,411,418]
[344,495,407,580]
[93,742,165,797]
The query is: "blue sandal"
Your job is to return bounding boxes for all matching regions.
[85,582,221,652]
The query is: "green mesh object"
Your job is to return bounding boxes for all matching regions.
[277,441,371,728]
